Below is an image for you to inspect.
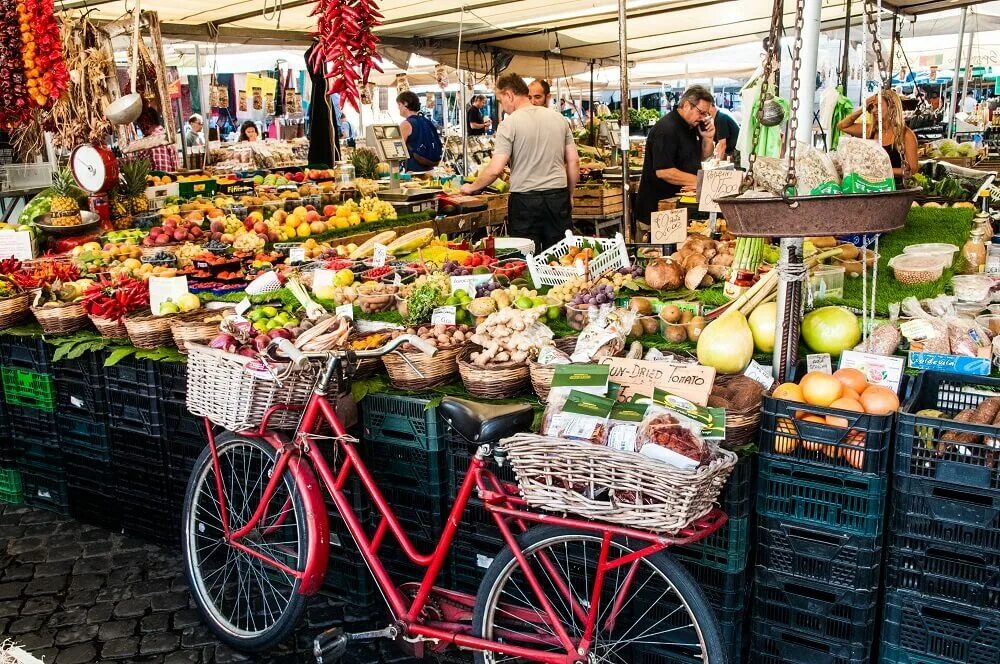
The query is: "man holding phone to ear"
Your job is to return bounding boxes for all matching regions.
[636,85,716,224]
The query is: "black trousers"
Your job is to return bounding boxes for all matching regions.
[508,189,574,255]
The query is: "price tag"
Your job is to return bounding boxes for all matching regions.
[431,306,456,325]
[0,231,34,260]
[149,276,190,316]
[451,274,490,297]
[288,247,306,263]
[575,259,587,276]
[806,353,832,374]
[393,273,402,287]
[312,269,335,293]
[235,297,252,317]
[743,360,775,390]
[372,243,388,268]
[335,303,355,319]
[839,350,905,393]
[697,169,743,214]
[650,208,687,245]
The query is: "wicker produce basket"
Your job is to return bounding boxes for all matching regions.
[31,301,90,335]
[382,342,462,391]
[125,311,196,349]
[502,433,738,532]
[0,292,32,330]
[528,336,578,402]
[186,343,319,431]
[89,314,129,339]
[342,329,394,379]
[713,374,767,449]
[458,344,530,399]
[171,308,234,354]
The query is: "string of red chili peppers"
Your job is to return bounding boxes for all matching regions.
[309,0,383,111]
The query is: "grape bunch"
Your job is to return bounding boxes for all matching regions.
[443,260,471,277]
[204,240,230,253]
[547,276,589,304]
[142,250,176,265]
[569,283,616,307]
[619,264,644,278]
[475,279,501,297]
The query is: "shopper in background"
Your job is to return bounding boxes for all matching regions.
[341,119,356,148]
[963,90,979,115]
[135,106,178,172]
[836,89,918,186]
[397,91,443,172]
[467,95,492,136]
[461,73,579,253]
[710,102,739,159]
[635,85,716,224]
[529,80,551,107]
[239,120,260,142]
[185,114,205,148]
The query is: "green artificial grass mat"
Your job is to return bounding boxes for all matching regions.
[828,206,975,315]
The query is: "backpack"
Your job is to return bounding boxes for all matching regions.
[410,115,443,164]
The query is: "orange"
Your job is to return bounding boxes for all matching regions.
[799,372,844,407]
[826,397,865,428]
[833,368,869,395]
[860,385,900,415]
[772,382,804,403]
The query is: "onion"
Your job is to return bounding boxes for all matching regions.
[210,333,238,353]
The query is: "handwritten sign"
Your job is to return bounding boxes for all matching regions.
[431,306,456,325]
[806,353,832,374]
[0,231,34,260]
[335,304,354,320]
[372,243,388,268]
[601,358,715,406]
[288,247,306,263]
[744,360,775,390]
[650,208,687,245]
[697,169,743,214]
[451,274,491,297]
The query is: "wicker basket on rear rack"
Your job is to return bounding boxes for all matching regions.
[501,433,737,532]
[185,343,319,431]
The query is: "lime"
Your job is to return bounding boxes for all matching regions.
[261,306,278,319]
[446,295,460,306]
[247,309,267,322]
[253,320,268,333]
[547,305,561,320]
[274,312,291,324]
[514,296,533,310]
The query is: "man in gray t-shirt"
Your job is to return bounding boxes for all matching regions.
[462,73,579,254]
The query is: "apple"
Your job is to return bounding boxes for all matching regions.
[306,204,316,212]
[323,205,336,217]
[173,229,187,242]
[210,220,225,233]
[310,221,326,234]
[163,219,176,230]
[306,210,320,223]
[155,235,171,245]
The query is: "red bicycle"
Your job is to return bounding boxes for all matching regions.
[182,336,729,663]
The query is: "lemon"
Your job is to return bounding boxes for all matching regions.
[297,224,311,238]
[362,211,379,223]
[334,269,354,287]
[293,206,308,217]
[348,213,361,226]
[334,218,350,229]
[336,207,350,218]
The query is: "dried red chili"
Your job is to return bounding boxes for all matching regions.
[310,0,383,111]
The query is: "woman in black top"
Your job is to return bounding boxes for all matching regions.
[837,89,918,186]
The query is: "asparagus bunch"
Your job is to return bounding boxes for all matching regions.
[730,237,765,278]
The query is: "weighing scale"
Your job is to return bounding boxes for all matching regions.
[365,124,409,192]
[70,143,120,230]
[599,120,621,167]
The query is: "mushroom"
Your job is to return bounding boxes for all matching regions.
[684,264,710,291]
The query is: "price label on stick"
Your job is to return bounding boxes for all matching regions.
[744,360,775,390]
[335,304,354,320]
[372,243,388,268]
[807,353,832,374]
[235,297,252,317]
[650,208,687,245]
[431,306,456,325]
[697,169,743,214]
[451,274,491,297]
[288,247,306,263]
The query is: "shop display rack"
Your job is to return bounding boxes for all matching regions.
[756,516,883,590]
[881,590,1000,664]
[886,532,1000,610]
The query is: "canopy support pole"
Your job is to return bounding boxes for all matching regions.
[772,0,821,383]
[618,0,631,243]
[887,12,898,81]
[460,70,469,176]
[589,61,596,147]
[949,6,967,139]
[839,0,851,91]
[961,19,974,116]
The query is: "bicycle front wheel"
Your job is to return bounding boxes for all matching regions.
[182,432,310,652]
[472,525,727,664]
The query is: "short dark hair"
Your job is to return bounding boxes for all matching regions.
[680,85,714,108]
[396,91,421,112]
[495,73,529,97]
[470,94,485,104]
[137,106,162,129]
[531,79,550,96]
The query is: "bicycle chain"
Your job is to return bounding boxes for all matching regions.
[744,0,785,190]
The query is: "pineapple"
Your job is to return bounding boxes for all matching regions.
[111,189,130,220]
[121,158,151,215]
[49,169,82,227]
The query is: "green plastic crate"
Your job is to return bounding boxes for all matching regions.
[673,515,751,572]
[361,393,444,452]
[1,367,55,411]
[0,467,23,504]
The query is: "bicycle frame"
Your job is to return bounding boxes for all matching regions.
[204,389,727,663]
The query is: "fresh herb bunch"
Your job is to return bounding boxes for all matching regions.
[405,283,443,325]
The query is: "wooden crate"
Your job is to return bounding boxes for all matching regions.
[573,188,624,215]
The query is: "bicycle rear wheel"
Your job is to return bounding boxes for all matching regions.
[472,525,726,664]
[182,432,310,651]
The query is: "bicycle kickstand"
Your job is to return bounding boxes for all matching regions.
[314,625,399,663]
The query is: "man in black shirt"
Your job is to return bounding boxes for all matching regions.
[711,102,740,158]
[636,85,716,223]
[467,95,491,136]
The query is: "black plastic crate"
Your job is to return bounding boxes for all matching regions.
[447,439,517,498]
[163,401,205,444]
[451,543,494,594]
[107,387,165,438]
[754,568,878,645]
[376,482,446,549]
[760,392,894,475]
[897,371,1000,491]
[361,393,445,452]
[882,590,1000,664]
[891,475,1000,555]
[54,373,108,417]
[111,455,169,500]
[887,533,1000,610]
[57,411,111,456]
[16,437,62,474]
[751,620,872,664]
[454,497,505,552]
[0,335,51,373]
[110,429,166,466]
[633,615,749,663]
[51,348,105,382]
[68,485,120,531]
[104,355,161,396]
[362,438,447,495]
[163,430,205,486]
[673,515,750,572]
[8,404,57,444]
[0,399,11,463]
[20,460,69,514]
[881,642,956,664]
[119,492,180,546]
[158,361,188,403]
[63,449,113,494]
[679,562,752,616]
[757,456,888,537]
[720,453,755,519]
[756,516,883,590]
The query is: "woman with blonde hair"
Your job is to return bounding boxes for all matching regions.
[837,89,918,186]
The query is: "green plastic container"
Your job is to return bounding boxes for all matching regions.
[0,467,23,504]
[1,367,55,411]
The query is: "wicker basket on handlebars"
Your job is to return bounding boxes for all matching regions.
[185,343,319,431]
[501,433,737,533]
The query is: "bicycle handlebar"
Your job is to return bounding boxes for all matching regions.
[269,333,437,367]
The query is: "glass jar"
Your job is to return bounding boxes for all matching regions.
[961,229,987,274]
[338,161,355,184]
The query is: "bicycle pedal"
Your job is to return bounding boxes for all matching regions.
[313,627,347,663]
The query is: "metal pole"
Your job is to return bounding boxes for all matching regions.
[949,7,968,139]
[839,0,852,90]
[459,71,469,175]
[887,12,898,82]
[618,0,631,242]
[961,20,974,116]
[796,0,821,147]
[589,61,595,147]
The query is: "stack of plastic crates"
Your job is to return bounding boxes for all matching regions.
[52,348,118,530]
[359,393,449,591]
[883,372,1000,664]
[105,355,176,544]
[158,362,208,514]
[0,335,67,514]
[752,391,893,664]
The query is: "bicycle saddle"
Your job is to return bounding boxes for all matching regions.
[439,397,534,444]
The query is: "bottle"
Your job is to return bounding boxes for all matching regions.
[483,234,495,259]
[962,227,987,274]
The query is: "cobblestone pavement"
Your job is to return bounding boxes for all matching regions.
[0,504,438,664]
